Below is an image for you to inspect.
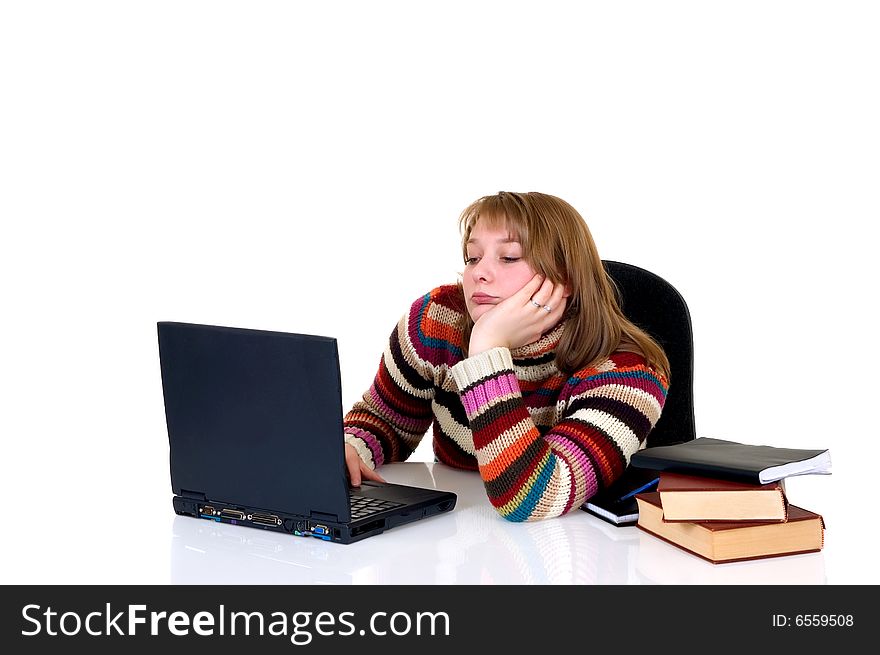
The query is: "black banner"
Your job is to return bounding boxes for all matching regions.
[1,585,868,652]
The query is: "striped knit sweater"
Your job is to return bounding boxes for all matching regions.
[343,285,668,522]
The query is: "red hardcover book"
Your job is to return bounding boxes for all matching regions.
[657,471,788,522]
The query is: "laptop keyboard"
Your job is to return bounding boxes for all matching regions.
[349,492,404,520]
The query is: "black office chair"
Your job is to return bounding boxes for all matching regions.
[603,260,696,447]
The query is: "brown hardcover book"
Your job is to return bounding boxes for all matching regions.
[658,471,788,522]
[635,492,824,564]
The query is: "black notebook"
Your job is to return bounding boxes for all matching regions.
[629,437,831,484]
[582,467,660,526]
[158,322,457,544]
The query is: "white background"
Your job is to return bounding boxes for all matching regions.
[1,1,877,584]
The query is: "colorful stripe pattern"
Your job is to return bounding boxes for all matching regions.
[343,285,668,522]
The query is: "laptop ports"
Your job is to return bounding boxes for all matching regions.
[220,508,247,521]
[200,505,217,517]
[290,523,334,540]
[249,512,281,527]
[309,523,330,538]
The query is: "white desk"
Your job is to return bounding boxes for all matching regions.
[170,462,828,584]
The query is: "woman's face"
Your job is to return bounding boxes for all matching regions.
[462,221,537,322]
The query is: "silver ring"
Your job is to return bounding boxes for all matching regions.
[543,305,552,312]
[531,299,542,308]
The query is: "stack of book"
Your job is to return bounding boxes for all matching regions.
[626,438,830,564]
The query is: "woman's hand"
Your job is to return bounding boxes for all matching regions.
[468,275,569,356]
[344,443,386,487]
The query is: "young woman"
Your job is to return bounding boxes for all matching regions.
[343,191,670,522]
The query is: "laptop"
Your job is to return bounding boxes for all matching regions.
[157,321,457,544]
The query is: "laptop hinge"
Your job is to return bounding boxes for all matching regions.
[309,510,340,522]
[180,489,207,501]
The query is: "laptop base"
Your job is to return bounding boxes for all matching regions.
[172,484,456,545]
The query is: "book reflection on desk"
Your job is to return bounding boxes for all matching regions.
[635,530,827,585]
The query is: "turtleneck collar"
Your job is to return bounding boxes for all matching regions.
[509,319,567,360]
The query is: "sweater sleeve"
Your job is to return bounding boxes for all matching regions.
[450,347,667,522]
[343,294,445,469]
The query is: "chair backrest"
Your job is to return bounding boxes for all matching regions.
[603,260,696,446]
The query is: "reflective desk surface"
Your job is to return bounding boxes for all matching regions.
[170,462,828,584]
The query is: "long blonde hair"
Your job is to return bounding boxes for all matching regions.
[458,191,670,379]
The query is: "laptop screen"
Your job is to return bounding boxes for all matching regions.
[158,322,351,522]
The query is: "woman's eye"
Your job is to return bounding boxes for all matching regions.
[464,255,520,265]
